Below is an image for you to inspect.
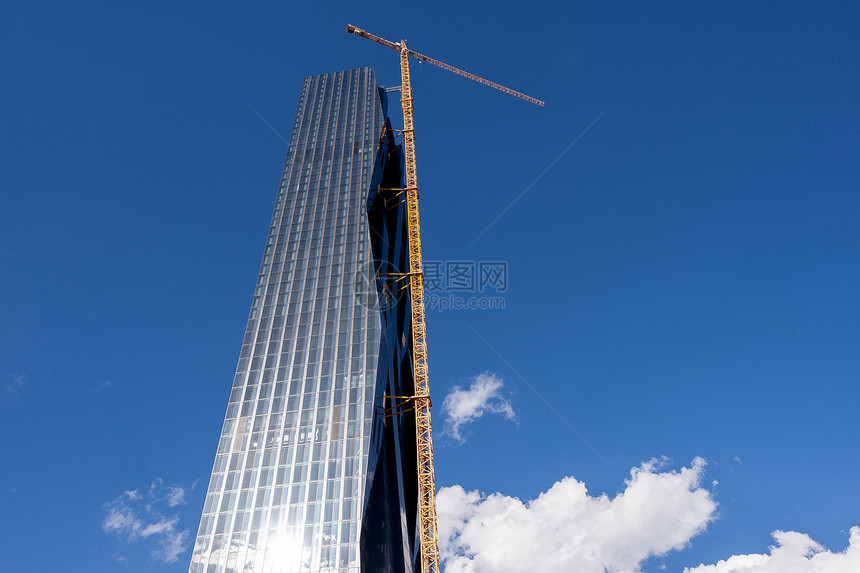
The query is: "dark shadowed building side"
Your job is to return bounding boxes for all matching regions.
[360,103,420,573]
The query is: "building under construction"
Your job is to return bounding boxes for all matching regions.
[187,27,540,573]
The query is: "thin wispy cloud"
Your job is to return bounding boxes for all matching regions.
[166,485,187,508]
[2,373,28,407]
[685,527,860,572]
[5,373,26,395]
[92,380,112,393]
[438,457,717,573]
[102,479,190,564]
[442,372,515,443]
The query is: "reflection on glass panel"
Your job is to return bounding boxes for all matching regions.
[188,67,384,573]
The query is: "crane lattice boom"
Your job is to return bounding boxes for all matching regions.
[347,25,545,107]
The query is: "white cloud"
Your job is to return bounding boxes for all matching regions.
[102,479,191,564]
[157,527,191,563]
[140,516,180,537]
[442,372,515,443]
[6,373,26,394]
[3,374,28,405]
[684,527,860,573]
[437,457,717,573]
[103,504,143,536]
[93,380,112,392]
[166,486,187,507]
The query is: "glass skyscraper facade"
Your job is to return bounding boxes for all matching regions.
[188,67,390,573]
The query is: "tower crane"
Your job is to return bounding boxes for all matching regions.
[347,24,543,573]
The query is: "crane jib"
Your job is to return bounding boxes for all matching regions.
[346,23,545,107]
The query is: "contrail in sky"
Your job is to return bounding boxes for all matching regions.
[468,108,608,249]
[466,322,607,462]
[252,107,289,145]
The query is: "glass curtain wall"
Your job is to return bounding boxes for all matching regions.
[188,67,385,573]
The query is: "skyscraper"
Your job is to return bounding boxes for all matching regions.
[188,67,401,573]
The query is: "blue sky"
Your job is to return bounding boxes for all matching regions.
[2,1,859,572]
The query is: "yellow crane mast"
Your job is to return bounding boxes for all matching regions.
[347,24,543,573]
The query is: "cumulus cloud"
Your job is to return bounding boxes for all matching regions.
[102,479,191,563]
[437,457,717,573]
[442,372,515,443]
[684,527,860,572]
